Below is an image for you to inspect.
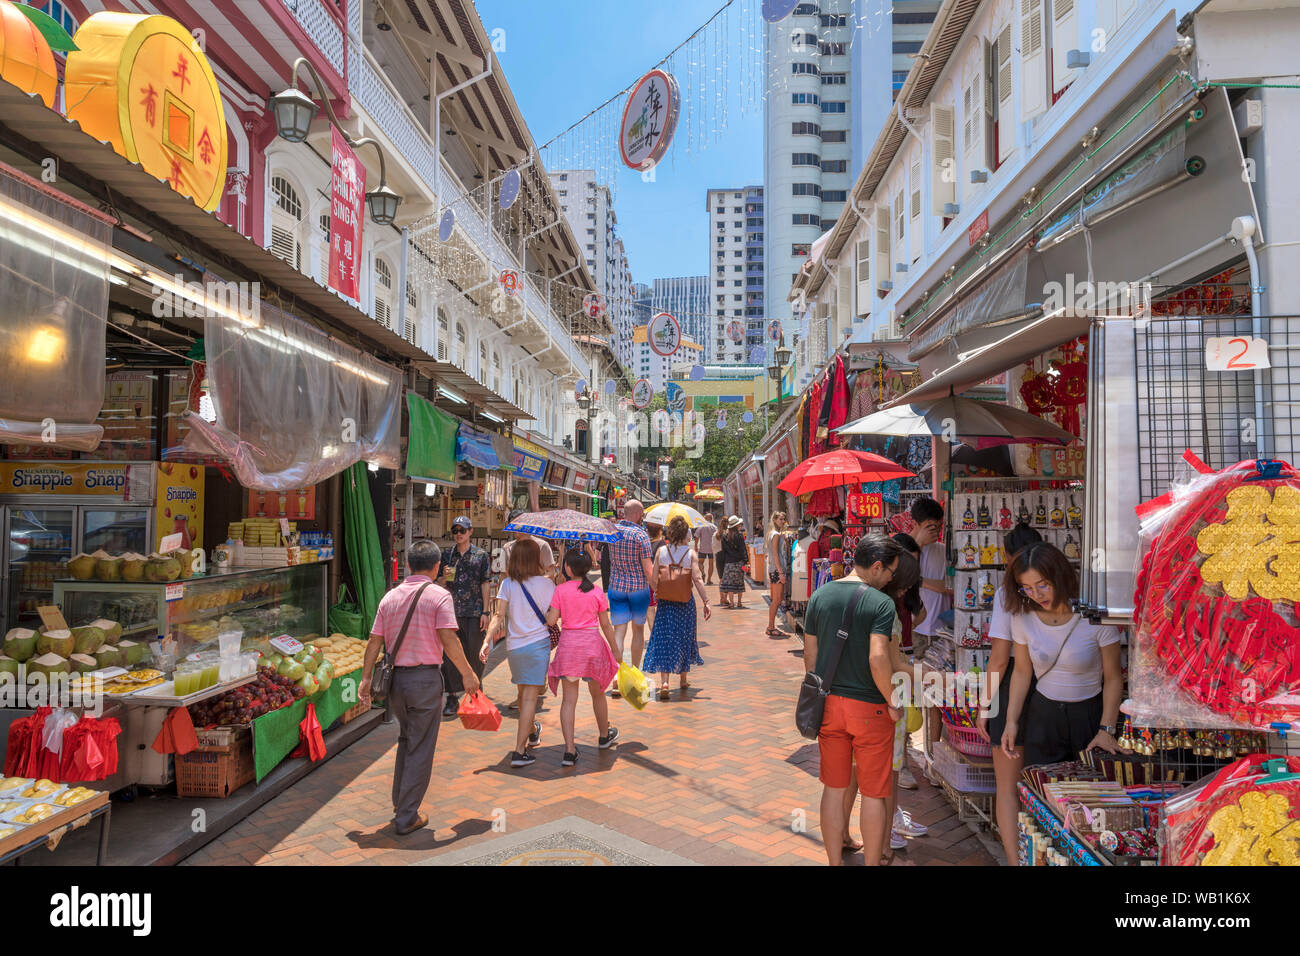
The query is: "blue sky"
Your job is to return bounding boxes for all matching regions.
[473,0,763,285]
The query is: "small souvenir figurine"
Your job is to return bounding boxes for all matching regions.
[1067,495,1082,528]
[964,577,978,609]
[1034,495,1049,528]
[980,535,1000,566]
[961,616,981,647]
[962,498,976,530]
[1050,497,1065,528]
[980,573,996,608]
[1018,497,1033,526]
[977,496,991,529]
[960,537,979,569]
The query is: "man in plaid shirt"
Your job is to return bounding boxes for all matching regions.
[607,499,654,678]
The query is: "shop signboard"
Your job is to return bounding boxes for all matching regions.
[846,491,884,521]
[158,461,206,551]
[968,209,989,247]
[328,128,365,300]
[768,434,796,474]
[0,462,151,501]
[569,470,592,493]
[512,437,547,482]
[739,457,764,489]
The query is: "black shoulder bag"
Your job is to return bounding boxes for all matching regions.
[795,584,870,740]
[371,583,432,698]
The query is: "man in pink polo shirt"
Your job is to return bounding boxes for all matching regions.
[360,539,480,836]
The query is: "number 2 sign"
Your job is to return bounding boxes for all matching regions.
[1206,336,1270,372]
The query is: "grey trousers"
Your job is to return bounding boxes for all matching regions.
[388,666,445,830]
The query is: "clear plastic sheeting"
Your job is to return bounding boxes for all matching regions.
[183,299,402,490]
[1129,456,1300,730]
[0,164,110,449]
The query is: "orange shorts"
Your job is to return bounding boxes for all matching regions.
[817,695,895,798]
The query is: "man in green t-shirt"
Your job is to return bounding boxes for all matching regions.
[802,534,908,866]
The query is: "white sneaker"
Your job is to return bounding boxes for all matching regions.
[890,831,908,850]
[898,767,918,790]
[893,808,928,837]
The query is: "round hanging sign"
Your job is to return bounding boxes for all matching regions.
[665,382,685,413]
[762,0,800,22]
[652,410,672,434]
[604,379,617,395]
[742,411,754,423]
[632,378,653,409]
[726,320,744,344]
[692,423,706,445]
[648,312,682,357]
[583,292,607,318]
[690,364,706,382]
[619,69,680,171]
[499,270,521,297]
[749,345,767,365]
[716,409,728,429]
[768,319,783,341]
[499,168,521,210]
[438,208,456,242]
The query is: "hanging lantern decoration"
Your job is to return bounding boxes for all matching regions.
[0,1,68,109]
[619,68,680,171]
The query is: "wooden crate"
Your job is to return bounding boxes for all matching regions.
[175,726,254,798]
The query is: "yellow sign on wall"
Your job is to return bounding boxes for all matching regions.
[155,461,204,552]
[64,12,227,210]
[0,462,141,497]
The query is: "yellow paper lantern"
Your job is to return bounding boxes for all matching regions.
[65,12,227,210]
[0,1,57,109]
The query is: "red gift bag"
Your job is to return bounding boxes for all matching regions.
[456,691,501,731]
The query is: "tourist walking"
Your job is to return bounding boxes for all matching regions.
[485,512,557,710]
[438,515,491,717]
[695,512,717,584]
[481,538,556,769]
[606,499,654,673]
[545,549,621,766]
[359,539,480,836]
[766,511,790,636]
[643,515,711,699]
[717,515,749,608]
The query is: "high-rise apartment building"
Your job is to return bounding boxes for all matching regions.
[649,276,709,354]
[764,0,939,346]
[549,169,637,369]
[707,186,764,365]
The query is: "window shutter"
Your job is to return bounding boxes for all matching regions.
[996,25,1016,164]
[909,156,923,263]
[437,311,449,361]
[1052,0,1079,95]
[405,316,417,346]
[835,263,852,344]
[855,237,872,316]
[930,103,956,216]
[270,215,300,272]
[317,213,329,286]
[875,205,891,292]
[1021,0,1047,121]
[961,67,985,205]
[374,259,393,330]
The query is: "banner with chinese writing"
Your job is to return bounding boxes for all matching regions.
[329,127,365,300]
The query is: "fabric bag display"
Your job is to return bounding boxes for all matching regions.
[327,583,365,641]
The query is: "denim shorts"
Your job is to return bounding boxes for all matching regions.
[508,639,552,686]
[608,587,651,626]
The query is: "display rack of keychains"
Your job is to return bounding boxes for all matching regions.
[949,478,1085,668]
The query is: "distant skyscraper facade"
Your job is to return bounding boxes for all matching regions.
[707,185,764,365]
[549,168,637,369]
[764,0,939,346]
[650,276,708,353]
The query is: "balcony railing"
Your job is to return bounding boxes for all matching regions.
[282,0,346,81]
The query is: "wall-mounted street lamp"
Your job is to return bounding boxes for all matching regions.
[270,57,403,226]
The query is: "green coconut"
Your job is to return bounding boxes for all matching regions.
[92,646,122,669]
[36,628,74,658]
[3,628,37,662]
[145,554,181,582]
[0,656,19,677]
[27,653,70,676]
[171,548,195,580]
[89,619,122,645]
[71,625,106,656]
[118,640,147,666]
[95,556,124,582]
[121,554,146,582]
[69,653,98,674]
[66,553,97,580]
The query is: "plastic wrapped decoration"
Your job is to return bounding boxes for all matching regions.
[1161,754,1300,865]
[1130,454,1300,729]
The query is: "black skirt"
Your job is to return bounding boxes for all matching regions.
[1024,690,1103,766]
[986,659,1030,749]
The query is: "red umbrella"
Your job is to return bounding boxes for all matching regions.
[777,448,915,496]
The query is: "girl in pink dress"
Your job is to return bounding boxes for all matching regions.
[546,549,622,767]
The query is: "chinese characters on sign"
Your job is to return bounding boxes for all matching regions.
[633,379,653,409]
[649,312,682,357]
[619,69,681,171]
[329,128,365,300]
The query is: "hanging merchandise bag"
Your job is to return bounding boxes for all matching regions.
[327,583,365,641]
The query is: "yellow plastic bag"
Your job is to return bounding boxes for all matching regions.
[905,706,923,735]
[616,662,651,711]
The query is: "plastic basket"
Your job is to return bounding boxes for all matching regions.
[340,700,371,725]
[175,727,254,798]
[931,739,996,793]
[943,719,994,759]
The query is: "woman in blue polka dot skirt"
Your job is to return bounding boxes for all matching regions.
[643,516,711,700]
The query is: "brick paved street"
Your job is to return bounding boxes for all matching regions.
[183,587,997,866]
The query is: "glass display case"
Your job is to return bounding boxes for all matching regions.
[52,563,327,675]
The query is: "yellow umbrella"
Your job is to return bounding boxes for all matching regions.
[693,488,724,501]
[643,501,710,529]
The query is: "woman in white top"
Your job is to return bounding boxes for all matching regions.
[644,515,712,700]
[766,511,790,636]
[482,539,557,768]
[1000,542,1128,768]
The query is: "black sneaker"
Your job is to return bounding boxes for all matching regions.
[561,750,578,767]
[442,697,459,718]
[598,726,620,749]
[527,721,542,748]
[510,751,536,768]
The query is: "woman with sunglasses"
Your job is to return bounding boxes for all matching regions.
[999,543,1128,775]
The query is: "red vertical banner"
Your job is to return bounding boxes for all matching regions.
[329,127,365,299]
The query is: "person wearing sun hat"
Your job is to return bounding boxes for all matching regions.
[717,515,749,608]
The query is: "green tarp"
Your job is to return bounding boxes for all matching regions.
[407,392,458,482]
[251,669,367,782]
[343,460,384,639]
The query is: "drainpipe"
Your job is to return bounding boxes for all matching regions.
[1234,216,1268,457]
[896,99,923,143]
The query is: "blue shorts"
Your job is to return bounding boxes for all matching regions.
[508,640,551,686]
[608,587,651,626]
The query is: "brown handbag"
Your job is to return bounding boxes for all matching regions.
[656,546,695,603]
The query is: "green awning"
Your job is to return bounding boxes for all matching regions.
[407,392,458,483]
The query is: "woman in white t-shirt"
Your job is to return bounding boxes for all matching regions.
[482,539,557,768]
[1000,542,1129,768]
